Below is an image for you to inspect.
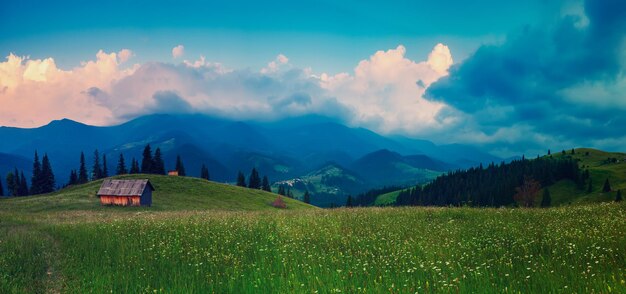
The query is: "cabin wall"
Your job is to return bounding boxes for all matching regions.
[100,195,141,206]
[140,189,152,206]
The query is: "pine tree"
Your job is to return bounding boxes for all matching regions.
[548,149,551,155]
[571,148,575,154]
[303,190,311,204]
[587,178,593,193]
[92,149,102,180]
[18,171,29,196]
[261,176,271,192]
[130,158,140,174]
[68,170,78,186]
[31,151,42,195]
[200,164,210,180]
[141,145,153,174]
[41,154,55,193]
[346,195,353,207]
[287,187,293,198]
[603,178,612,192]
[248,168,261,189]
[175,155,186,176]
[102,154,108,178]
[236,171,247,187]
[116,154,127,175]
[616,190,623,202]
[541,188,551,208]
[277,185,285,196]
[0,176,4,196]
[6,172,17,196]
[78,152,88,184]
[152,148,165,175]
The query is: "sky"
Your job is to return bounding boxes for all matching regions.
[1,0,625,157]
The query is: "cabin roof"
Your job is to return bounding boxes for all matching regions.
[97,179,155,197]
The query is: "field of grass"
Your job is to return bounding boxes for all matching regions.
[1,200,625,292]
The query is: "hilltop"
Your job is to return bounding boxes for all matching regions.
[0,174,315,212]
[372,148,626,206]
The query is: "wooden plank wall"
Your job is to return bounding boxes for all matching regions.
[100,196,141,206]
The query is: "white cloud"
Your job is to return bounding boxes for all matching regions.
[172,45,185,59]
[0,44,456,138]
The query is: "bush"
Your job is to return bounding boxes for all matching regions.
[271,195,287,209]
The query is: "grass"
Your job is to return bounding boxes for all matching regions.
[0,203,624,292]
[0,174,315,213]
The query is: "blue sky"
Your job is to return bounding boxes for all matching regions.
[1,0,625,157]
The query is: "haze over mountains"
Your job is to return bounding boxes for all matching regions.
[0,114,502,204]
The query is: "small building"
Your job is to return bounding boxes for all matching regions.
[97,179,154,207]
[168,170,179,176]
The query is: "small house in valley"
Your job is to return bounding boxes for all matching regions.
[97,179,154,207]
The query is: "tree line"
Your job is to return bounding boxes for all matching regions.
[394,156,584,207]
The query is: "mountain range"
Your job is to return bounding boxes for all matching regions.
[0,114,501,202]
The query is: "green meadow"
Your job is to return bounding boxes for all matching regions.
[1,175,625,293]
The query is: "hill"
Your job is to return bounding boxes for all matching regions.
[350,149,443,187]
[0,174,315,212]
[374,148,626,207]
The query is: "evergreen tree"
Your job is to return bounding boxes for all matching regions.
[571,148,575,154]
[200,164,210,180]
[261,176,271,192]
[31,151,42,195]
[547,149,551,155]
[141,145,153,174]
[130,158,140,174]
[116,154,127,175]
[541,188,551,208]
[603,178,612,192]
[78,152,89,184]
[102,154,108,178]
[303,190,311,204]
[175,155,186,176]
[277,184,286,196]
[41,154,55,193]
[0,176,3,196]
[587,178,593,193]
[6,172,17,196]
[92,149,102,180]
[616,190,622,202]
[236,171,247,187]
[287,187,293,198]
[18,171,29,196]
[152,148,165,175]
[346,195,353,207]
[68,170,78,186]
[248,168,261,189]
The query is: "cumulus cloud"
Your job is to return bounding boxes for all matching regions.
[172,45,184,59]
[426,0,626,156]
[261,54,290,74]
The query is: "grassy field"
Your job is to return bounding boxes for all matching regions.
[1,203,625,292]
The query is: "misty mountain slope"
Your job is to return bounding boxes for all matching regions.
[350,149,443,187]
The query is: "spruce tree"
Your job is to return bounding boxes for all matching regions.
[616,190,622,202]
[78,152,88,184]
[92,149,102,180]
[602,178,612,192]
[41,154,55,193]
[287,187,293,198]
[236,171,247,187]
[248,168,261,189]
[346,195,353,207]
[571,148,575,154]
[6,172,17,196]
[68,170,78,186]
[141,145,153,174]
[102,154,108,178]
[200,164,209,180]
[548,149,551,155]
[130,158,140,174]
[587,178,593,193]
[303,190,311,204]
[152,148,165,175]
[31,151,42,195]
[0,176,3,196]
[116,154,127,175]
[261,176,271,192]
[18,171,29,196]
[175,155,186,176]
[541,188,551,208]
[277,184,285,196]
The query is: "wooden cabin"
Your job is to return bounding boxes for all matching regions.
[168,170,179,176]
[97,179,154,207]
